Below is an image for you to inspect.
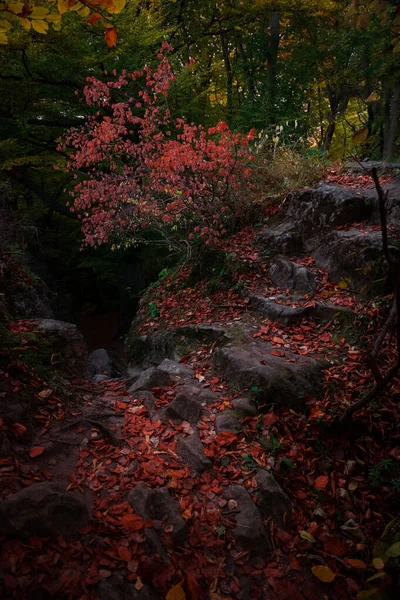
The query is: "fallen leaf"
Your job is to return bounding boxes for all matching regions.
[121,513,143,531]
[38,389,53,399]
[372,558,385,570]
[385,542,400,557]
[117,546,132,561]
[323,536,348,557]
[215,431,237,446]
[347,559,366,569]
[29,446,45,458]
[311,565,336,583]
[300,531,316,543]
[314,475,329,489]
[12,423,27,437]
[166,582,186,600]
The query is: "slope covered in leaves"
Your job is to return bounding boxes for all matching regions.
[1,173,400,600]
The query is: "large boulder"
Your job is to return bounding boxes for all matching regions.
[0,482,90,538]
[128,483,188,545]
[224,484,270,552]
[37,319,88,380]
[283,182,372,238]
[313,228,400,292]
[214,340,324,406]
[88,348,113,381]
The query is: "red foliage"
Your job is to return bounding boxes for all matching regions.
[60,45,256,251]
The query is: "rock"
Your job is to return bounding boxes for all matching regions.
[158,358,194,379]
[269,257,316,293]
[176,432,212,473]
[231,397,258,416]
[313,228,400,292]
[174,382,218,405]
[249,294,352,325]
[37,319,88,380]
[91,374,109,384]
[255,470,292,527]
[125,366,143,388]
[165,393,202,424]
[126,331,179,367]
[136,391,156,417]
[97,575,158,600]
[258,222,303,255]
[284,182,372,238]
[345,160,400,174]
[0,432,11,457]
[1,402,26,425]
[128,483,188,545]
[175,323,231,341]
[127,367,171,394]
[224,484,270,552]
[8,276,53,320]
[249,294,309,324]
[88,348,113,381]
[258,182,376,256]
[215,413,241,434]
[214,341,324,406]
[0,482,90,538]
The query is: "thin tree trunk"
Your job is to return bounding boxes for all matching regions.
[383,84,400,160]
[266,10,280,125]
[221,32,233,126]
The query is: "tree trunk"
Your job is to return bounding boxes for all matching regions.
[266,10,280,125]
[221,32,233,126]
[383,84,400,160]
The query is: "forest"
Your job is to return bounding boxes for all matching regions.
[0,1,400,600]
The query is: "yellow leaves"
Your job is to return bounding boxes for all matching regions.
[30,6,50,19]
[300,530,316,543]
[107,0,126,14]
[57,0,70,14]
[6,2,24,15]
[31,19,49,34]
[0,0,127,41]
[352,127,368,145]
[372,557,385,570]
[311,565,336,583]
[366,92,380,102]
[19,17,31,30]
[0,17,12,31]
[347,558,366,569]
[166,583,186,600]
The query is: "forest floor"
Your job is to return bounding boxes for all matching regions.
[1,170,400,600]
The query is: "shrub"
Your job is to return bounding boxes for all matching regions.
[60,44,257,256]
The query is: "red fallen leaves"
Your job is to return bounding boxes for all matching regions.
[323,536,348,557]
[29,446,45,458]
[313,475,329,489]
[120,513,144,531]
[215,431,237,446]
[117,546,132,561]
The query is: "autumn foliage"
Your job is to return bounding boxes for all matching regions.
[60,44,257,253]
